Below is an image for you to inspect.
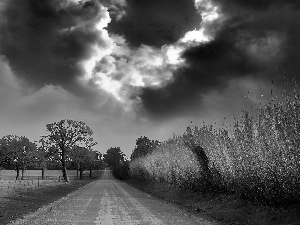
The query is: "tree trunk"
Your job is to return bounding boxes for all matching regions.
[15,166,20,180]
[80,167,83,180]
[61,150,69,182]
[77,167,79,180]
[42,167,45,180]
[80,169,83,180]
[21,167,26,180]
[89,168,92,178]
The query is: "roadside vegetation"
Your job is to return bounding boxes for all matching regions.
[102,147,130,180]
[130,88,300,208]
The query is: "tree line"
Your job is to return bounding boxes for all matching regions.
[0,118,163,182]
[108,136,160,180]
[0,119,104,182]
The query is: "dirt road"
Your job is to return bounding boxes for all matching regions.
[9,171,220,225]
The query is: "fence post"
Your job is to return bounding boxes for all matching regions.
[58,176,60,182]
[38,176,40,187]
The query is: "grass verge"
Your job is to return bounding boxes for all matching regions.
[0,172,103,225]
[125,178,300,225]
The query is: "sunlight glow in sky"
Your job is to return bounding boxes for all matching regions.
[196,0,220,22]
[164,45,185,65]
[80,0,222,104]
[162,0,221,72]
[181,28,210,43]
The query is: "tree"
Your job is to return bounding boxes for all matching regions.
[45,145,61,170]
[1,135,37,179]
[34,139,56,180]
[93,151,103,172]
[103,147,125,168]
[42,119,97,182]
[131,136,160,160]
[112,159,130,180]
[87,150,100,177]
[0,139,11,168]
[69,146,95,180]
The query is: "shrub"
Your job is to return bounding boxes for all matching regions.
[112,161,130,180]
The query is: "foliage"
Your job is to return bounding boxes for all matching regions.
[69,146,98,179]
[131,136,160,160]
[103,147,125,168]
[130,89,300,206]
[130,136,202,188]
[0,138,11,167]
[0,135,37,179]
[42,119,97,182]
[35,139,60,169]
[92,151,104,171]
[112,160,130,180]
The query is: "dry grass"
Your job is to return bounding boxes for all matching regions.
[130,90,300,207]
[0,179,61,197]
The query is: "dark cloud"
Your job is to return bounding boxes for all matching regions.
[212,0,300,11]
[140,37,263,118]
[139,0,300,119]
[107,0,201,47]
[0,0,105,93]
[100,0,126,20]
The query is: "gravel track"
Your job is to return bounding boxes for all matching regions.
[9,171,220,225]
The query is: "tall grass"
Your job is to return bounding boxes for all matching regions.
[131,137,202,189]
[130,90,300,206]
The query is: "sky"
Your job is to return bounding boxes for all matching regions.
[0,0,300,157]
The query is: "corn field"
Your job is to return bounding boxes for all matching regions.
[130,91,300,206]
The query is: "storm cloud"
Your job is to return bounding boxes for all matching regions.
[107,0,201,47]
[138,0,300,119]
[0,0,108,94]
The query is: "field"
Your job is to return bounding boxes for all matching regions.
[0,169,98,197]
[0,169,91,180]
[0,171,103,224]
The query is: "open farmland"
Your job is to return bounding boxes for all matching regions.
[0,179,60,197]
[0,171,103,224]
[0,170,99,197]
[0,170,92,180]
